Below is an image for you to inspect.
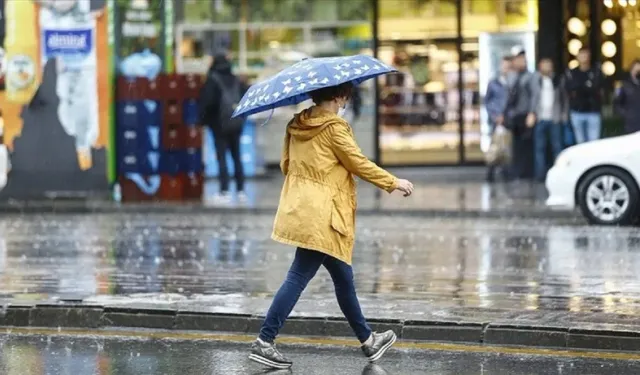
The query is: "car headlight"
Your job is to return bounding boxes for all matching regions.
[554,150,571,168]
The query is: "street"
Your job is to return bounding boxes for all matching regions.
[1,332,640,375]
[0,212,638,327]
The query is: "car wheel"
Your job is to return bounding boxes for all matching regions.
[577,167,639,226]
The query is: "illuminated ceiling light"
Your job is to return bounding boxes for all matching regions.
[569,59,580,69]
[602,61,616,76]
[619,0,628,6]
[602,41,617,57]
[630,0,637,6]
[636,39,640,48]
[604,0,613,7]
[602,19,617,35]
[568,39,583,56]
[567,17,587,36]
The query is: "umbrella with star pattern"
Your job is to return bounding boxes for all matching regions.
[231,54,397,119]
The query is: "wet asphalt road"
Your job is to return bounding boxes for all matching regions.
[0,213,639,318]
[1,334,639,375]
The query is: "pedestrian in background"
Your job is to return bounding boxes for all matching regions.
[529,58,568,181]
[249,83,414,370]
[504,48,536,180]
[614,59,640,135]
[199,52,248,204]
[484,56,512,182]
[565,47,604,143]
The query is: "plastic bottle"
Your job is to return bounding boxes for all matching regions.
[113,182,122,202]
[4,0,39,104]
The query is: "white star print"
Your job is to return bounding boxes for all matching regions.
[272,92,280,99]
[354,69,362,75]
[297,83,307,90]
[320,78,329,84]
[334,74,341,80]
[333,65,342,70]
[308,71,317,78]
[282,79,292,85]
[309,78,319,85]
[248,91,255,98]
[341,70,350,77]
[362,65,370,70]
[352,59,361,64]
[295,76,302,82]
[283,86,293,94]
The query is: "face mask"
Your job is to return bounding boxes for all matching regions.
[337,104,347,118]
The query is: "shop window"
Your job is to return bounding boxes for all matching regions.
[247,0,308,22]
[183,0,240,23]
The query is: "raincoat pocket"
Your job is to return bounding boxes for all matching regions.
[330,197,353,238]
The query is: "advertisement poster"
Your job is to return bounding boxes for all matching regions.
[0,0,111,199]
[113,0,166,79]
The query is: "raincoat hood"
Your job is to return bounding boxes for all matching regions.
[288,106,343,141]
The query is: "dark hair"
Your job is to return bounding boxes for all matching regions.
[578,47,590,54]
[309,83,353,104]
[502,56,513,62]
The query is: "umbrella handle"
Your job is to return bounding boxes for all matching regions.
[258,108,275,127]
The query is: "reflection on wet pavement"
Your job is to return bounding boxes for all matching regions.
[0,214,639,322]
[1,334,639,375]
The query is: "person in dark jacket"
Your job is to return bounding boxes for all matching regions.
[614,59,640,135]
[199,52,248,203]
[504,48,536,180]
[484,56,511,182]
[565,47,604,143]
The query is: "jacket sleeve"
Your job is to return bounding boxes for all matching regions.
[330,123,398,193]
[527,74,538,114]
[484,81,497,119]
[614,84,627,117]
[280,131,290,176]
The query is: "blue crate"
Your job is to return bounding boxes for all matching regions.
[117,126,160,155]
[116,101,141,129]
[183,99,199,126]
[117,151,161,175]
[183,148,203,173]
[159,151,183,175]
[139,100,162,127]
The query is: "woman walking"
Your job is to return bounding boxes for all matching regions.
[249,82,414,369]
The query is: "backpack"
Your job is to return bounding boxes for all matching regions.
[207,72,245,135]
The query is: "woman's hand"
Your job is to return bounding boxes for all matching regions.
[395,179,414,197]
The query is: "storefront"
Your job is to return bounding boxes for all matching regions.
[174,0,637,167]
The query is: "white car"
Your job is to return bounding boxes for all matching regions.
[546,132,640,225]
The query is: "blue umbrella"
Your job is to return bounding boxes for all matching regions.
[232,54,397,119]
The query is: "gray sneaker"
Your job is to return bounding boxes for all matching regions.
[249,339,293,369]
[361,331,397,362]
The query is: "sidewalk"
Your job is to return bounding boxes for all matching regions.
[0,167,582,220]
[1,212,638,350]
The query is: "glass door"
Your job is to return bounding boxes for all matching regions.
[376,0,461,165]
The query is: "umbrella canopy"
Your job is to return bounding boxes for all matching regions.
[232,55,396,118]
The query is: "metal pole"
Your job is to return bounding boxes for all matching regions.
[372,0,381,165]
[457,0,465,164]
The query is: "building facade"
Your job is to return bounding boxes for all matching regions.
[175,0,638,166]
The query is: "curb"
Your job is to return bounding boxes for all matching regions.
[0,202,582,220]
[1,305,636,352]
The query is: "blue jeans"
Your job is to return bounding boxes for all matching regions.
[570,111,601,144]
[534,120,563,181]
[259,248,372,343]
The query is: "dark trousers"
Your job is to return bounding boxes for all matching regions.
[259,248,372,344]
[511,136,534,180]
[213,130,244,193]
[533,120,563,181]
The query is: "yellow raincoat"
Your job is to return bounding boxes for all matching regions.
[272,106,398,265]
